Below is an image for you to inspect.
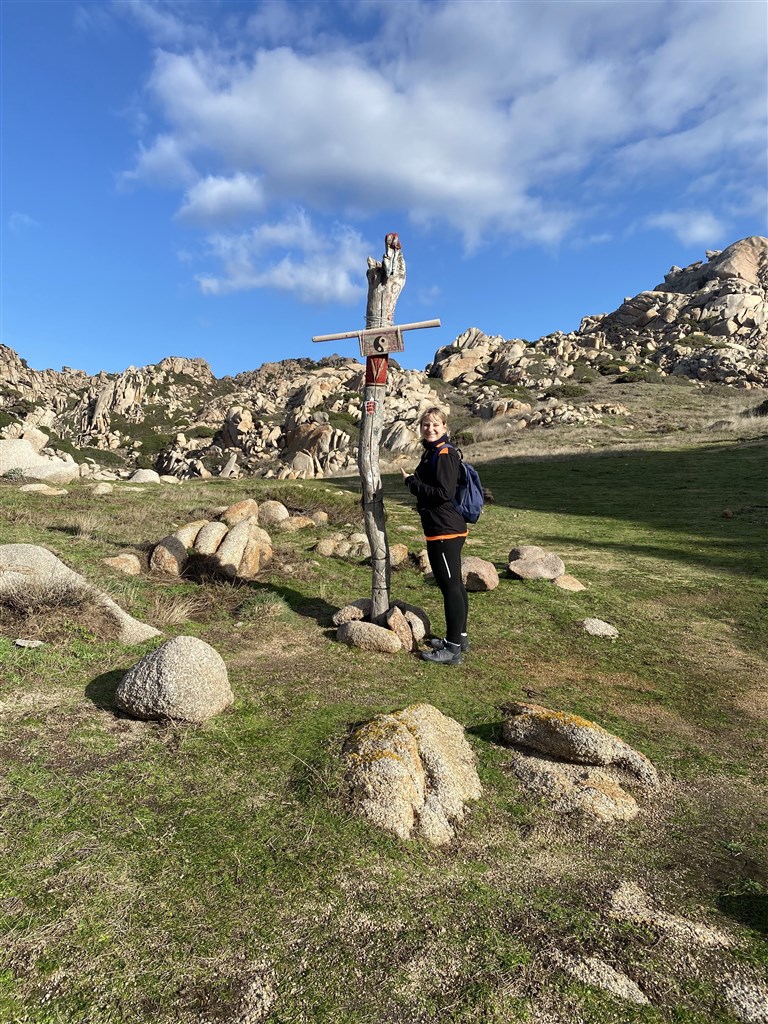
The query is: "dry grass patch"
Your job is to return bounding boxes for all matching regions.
[69,511,101,539]
[150,590,210,627]
[0,577,123,642]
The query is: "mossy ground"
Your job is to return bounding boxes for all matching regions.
[0,434,766,1023]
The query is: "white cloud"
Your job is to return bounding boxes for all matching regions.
[196,212,368,304]
[9,212,40,233]
[177,173,264,223]
[646,210,727,246]
[119,1,766,273]
[120,133,196,188]
[113,0,204,47]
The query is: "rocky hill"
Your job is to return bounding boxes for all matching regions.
[1,236,766,481]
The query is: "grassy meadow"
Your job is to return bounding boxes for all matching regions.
[0,435,766,1023]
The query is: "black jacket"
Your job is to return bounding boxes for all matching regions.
[405,435,467,540]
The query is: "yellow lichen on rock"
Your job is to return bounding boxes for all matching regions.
[342,703,481,845]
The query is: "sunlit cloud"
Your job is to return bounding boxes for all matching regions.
[177,173,265,223]
[114,1,765,286]
[195,212,369,304]
[646,210,727,246]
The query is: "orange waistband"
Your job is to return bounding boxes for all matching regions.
[424,531,468,541]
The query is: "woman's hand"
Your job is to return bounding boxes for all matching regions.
[400,467,411,482]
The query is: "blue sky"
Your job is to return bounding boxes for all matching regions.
[2,0,766,378]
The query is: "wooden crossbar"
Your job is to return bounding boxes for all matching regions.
[311,319,440,343]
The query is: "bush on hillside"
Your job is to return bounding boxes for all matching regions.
[545,384,590,401]
[613,368,662,384]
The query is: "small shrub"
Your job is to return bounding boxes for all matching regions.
[70,513,100,539]
[745,399,768,419]
[452,429,475,447]
[328,412,358,434]
[2,467,25,481]
[545,384,589,401]
[686,332,722,348]
[613,368,662,384]
[236,590,292,622]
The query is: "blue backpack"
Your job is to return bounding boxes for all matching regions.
[432,443,484,524]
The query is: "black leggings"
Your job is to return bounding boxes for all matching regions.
[426,537,468,645]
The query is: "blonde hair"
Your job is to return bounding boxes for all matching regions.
[419,406,448,429]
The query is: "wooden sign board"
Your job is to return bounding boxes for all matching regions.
[359,326,404,358]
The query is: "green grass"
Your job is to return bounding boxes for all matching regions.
[0,440,766,1023]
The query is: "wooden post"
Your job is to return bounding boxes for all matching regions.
[311,233,440,626]
[358,234,405,623]
[359,354,390,623]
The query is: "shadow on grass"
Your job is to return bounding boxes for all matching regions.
[466,721,504,745]
[183,553,338,624]
[373,439,768,577]
[239,579,339,627]
[85,668,124,711]
[717,887,768,936]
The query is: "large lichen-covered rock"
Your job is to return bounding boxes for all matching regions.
[277,515,315,533]
[128,469,162,484]
[236,525,273,579]
[116,635,233,724]
[0,439,79,484]
[103,553,142,576]
[0,543,159,644]
[506,750,640,822]
[172,520,209,549]
[210,521,272,580]
[389,543,410,568]
[342,703,481,845]
[336,620,402,654]
[501,702,658,787]
[386,605,416,652]
[332,598,372,626]
[258,500,290,528]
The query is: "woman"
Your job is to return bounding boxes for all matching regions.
[401,408,469,665]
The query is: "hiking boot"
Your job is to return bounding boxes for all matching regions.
[429,636,469,653]
[421,641,462,665]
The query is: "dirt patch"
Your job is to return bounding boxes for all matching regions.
[0,597,123,643]
[619,702,710,744]
[0,687,71,719]
[677,618,768,696]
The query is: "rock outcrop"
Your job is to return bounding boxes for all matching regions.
[3,237,765,480]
